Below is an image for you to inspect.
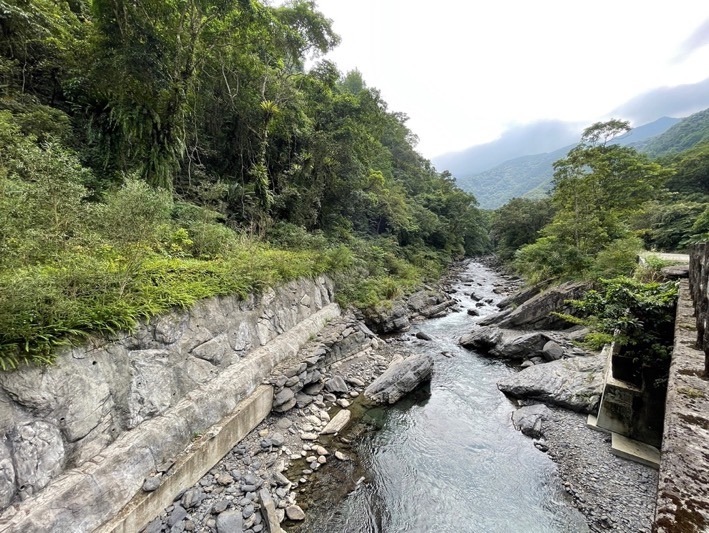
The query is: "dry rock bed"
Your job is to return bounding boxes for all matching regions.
[140,293,440,533]
[140,263,660,533]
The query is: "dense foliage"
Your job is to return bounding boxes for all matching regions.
[564,277,678,382]
[488,119,707,281]
[0,0,489,368]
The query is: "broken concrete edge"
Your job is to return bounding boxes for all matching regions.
[99,386,274,533]
[0,303,341,533]
[654,280,709,532]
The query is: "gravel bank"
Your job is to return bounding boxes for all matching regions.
[538,406,658,532]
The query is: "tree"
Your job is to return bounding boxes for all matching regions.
[515,120,672,280]
[491,197,553,261]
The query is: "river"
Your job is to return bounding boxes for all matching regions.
[297,260,589,532]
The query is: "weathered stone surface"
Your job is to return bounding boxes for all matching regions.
[273,388,295,408]
[511,404,551,438]
[324,376,348,395]
[496,281,550,310]
[459,327,503,351]
[655,278,709,532]
[191,333,230,365]
[364,354,433,405]
[542,340,565,361]
[142,474,162,492]
[0,359,113,445]
[497,355,604,413]
[489,332,552,360]
[286,505,306,521]
[152,313,187,345]
[216,510,243,532]
[11,421,64,499]
[320,410,351,435]
[0,442,15,508]
[480,281,590,330]
[258,488,282,533]
[126,350,175,429]
[363,303,410,334]
[0,301,340,531]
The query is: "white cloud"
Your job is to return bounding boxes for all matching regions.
[311,0,709,158]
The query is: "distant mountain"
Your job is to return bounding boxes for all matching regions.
[458,116,682,209]
[431,120,581,178]
[637,107,709,157]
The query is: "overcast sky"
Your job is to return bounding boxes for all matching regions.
[306,0,709,159]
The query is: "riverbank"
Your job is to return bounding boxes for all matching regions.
[143,259,658,532]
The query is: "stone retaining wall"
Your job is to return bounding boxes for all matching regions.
[654,279,709,532]
[688,243,709,374]
[0,276,335,523]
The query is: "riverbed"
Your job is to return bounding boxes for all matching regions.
[295,261,591,532]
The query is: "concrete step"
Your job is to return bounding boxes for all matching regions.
[610,433,660,470]
[586,413,610,433]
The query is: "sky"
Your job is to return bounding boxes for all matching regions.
[303,0,709,159]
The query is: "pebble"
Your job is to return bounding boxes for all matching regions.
[286,505,306,521]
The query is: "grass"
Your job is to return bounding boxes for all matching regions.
[0,245,343,370]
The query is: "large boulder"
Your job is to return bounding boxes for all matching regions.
[363,303,410,334]
[497,355,605,413]
[459,327,503,351]
[480,281,591,330]
[497,280,551,310]
[489,332,552,360]
[511,404,552,439]
[364,354,434,404]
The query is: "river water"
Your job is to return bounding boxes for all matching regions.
[300,261,589,533]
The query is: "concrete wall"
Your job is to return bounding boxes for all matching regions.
[0,276,335,522]
[654,278,709,532]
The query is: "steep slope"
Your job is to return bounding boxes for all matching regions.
[638,108,709,157]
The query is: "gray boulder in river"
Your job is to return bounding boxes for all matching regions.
[480,281,591,330]
[364,353,434,404]
[497,355,604,413]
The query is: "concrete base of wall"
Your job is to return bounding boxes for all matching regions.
[611,433,659,469]
[587,413,660,468]
[99,385,274,533]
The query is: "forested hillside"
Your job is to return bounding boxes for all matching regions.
[490,119,709,281]
[639,108,709,157]
[0,0,488,369]
[458,117,682,209]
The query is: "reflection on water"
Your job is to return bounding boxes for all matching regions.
[302,262,589,533]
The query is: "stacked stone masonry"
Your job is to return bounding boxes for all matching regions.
[0,276,335,521]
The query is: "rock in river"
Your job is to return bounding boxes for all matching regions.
[511,404,552,439]
[480,281,590,330]
[364,353,433,404]
[497,355,604,413]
